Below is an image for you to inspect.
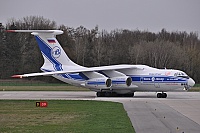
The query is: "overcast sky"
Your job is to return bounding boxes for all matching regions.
[0,0,200,34]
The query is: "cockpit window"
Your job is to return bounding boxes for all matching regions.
[177,75,189,79]
[174,72,189,79]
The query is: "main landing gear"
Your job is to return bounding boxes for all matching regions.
[157,92,167,98]
[96,92,134,97]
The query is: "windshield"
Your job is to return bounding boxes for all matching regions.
[174,72,189,79]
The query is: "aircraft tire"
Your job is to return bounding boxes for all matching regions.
[105,92,111,97]
[127,93,134,97]
[157,93,167,98]
[157,93,162,98]
[120,93,134,97]
[96,92,105,97]
[162,93,167,98]
[96,92,101,97]
[97,92,134,97]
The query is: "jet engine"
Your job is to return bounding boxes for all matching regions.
[111,76,132,88]
[85,78,112,89]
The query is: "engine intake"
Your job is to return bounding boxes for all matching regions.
[126,77,132,86]
[106,78,112,87]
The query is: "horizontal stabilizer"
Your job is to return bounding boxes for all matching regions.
[6,30,63,35]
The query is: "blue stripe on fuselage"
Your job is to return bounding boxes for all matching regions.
[130,75,187,83]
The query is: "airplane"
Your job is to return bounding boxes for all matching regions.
[7,30,195,98]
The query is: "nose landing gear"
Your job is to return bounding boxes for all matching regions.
[157,92,167,98]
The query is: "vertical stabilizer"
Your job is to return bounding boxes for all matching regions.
[7,30,82,71]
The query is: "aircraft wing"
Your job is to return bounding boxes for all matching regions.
[12,65,142,78]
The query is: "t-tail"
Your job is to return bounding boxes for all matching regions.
[7,30,82,72]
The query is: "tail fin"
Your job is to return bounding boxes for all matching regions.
[7,30,81,71]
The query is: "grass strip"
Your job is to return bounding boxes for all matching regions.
[0,86,89,91]
[189,87,200,92]
[0,100,135,133]
[0,82,70,86]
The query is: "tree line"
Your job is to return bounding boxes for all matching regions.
[0,16,200,83]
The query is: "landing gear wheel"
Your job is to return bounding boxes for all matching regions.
[96,92,105,97]
[157,93,162,98]
[128,93,134,97]
[96,92,101,97]
[105,92,111,97]
[162,93,167,98]
[157,93,167,98]
[96,92,134,97]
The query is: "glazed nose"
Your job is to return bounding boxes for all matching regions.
[188,78,195,87]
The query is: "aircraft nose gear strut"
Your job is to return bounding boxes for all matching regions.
[157,92,167,98]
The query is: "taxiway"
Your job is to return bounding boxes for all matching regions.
[0,91,200,133]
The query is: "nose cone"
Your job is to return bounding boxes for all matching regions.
[188,78,195,87]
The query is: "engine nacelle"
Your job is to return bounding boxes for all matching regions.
[111,76,132,88]
[85,78,112,89]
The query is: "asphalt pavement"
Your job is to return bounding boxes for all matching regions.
[0,91,200,133]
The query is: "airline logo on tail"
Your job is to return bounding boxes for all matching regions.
[52,46,61,58]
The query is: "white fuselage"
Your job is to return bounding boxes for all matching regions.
[50,65,195,94]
